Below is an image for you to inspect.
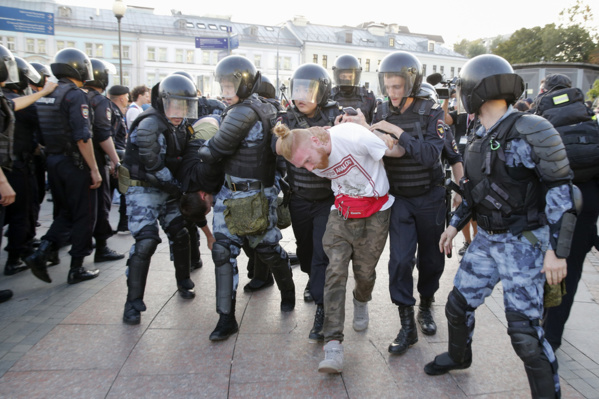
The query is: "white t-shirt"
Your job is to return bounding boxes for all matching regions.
[126,103,143,130]
[312,123,395,211]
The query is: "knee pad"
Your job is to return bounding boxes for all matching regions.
[133,237,159,262]
[212,234,232,267]
[446,287,470,326]
[136,224,161,243]
[506,311,542,363]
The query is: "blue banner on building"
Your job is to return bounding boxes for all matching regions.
[0,6,54,35]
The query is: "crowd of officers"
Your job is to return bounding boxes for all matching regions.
[0,42,591,397]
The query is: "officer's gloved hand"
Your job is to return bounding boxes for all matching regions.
[280,177,291,207]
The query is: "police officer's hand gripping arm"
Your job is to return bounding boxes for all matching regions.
[0,168,16,206]
[12,79,58,111]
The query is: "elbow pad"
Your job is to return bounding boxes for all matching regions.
[136,118,163,172]
[516,114,572,187]
[209,105,258,158]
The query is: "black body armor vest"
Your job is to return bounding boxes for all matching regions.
[463,112,546,235]
[223,96,279,187]
[36,81,78,155]
[374,99,444,197]
[331,86,375,123]
[0,91,15,168]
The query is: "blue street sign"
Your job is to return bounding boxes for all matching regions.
[0,6,54,35]
[195,35,239,50]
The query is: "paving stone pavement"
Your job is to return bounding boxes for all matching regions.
[0,197,598,398]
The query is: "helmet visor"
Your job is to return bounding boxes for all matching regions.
[2,56,19,84]
[379,73,413,99]
[455,84,469,114]
[163,97,198,120]
[334,69,359,86]
[217,77,241,100]
[290,78,321,104]
[23,66,41,86]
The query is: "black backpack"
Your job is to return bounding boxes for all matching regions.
[534,87,599,183]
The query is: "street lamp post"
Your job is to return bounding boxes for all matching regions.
[112,0,127,84]
[276,25,285,99]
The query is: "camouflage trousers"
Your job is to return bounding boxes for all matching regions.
[322,208,391,343]
[455,226,560,394]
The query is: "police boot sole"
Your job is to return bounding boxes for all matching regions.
[209,325,239,341]
[4,264,29,276]
[388,337,418,355]
[178,288,196,299]
[123,313,141,325]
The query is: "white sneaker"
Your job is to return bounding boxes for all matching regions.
[353,297,369,331]
[318,340,343,373]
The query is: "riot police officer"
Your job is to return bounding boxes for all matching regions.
[330,55,377,124]
[427,55,577,399]
[25,47,101,285]
[198,55,295,341]
[279,63,342,343]
[83,59,124,263]
[370,51,447,355]
[120,74,198,325]
[2,57,43,276]
[107,84,129,233]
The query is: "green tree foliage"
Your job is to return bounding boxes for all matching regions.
[453,38,491,58]
[588,79,599,101]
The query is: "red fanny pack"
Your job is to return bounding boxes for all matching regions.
[334,194,389,219]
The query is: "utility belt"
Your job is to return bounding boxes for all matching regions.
[117,164,151,194]
[224,179,264,192]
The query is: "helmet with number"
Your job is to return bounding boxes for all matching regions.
[151,74,198,120]
[0,45,18,84]
[256,75,276,99]
[51,48,93,82]
[5,57,41,93]
[86,58,116,90]
[416,82,439,104]
[332,54,362,87]
[377,51,423,101]
[30,62,51,87]
[290,63,332,108]
[214,55,259,100]
[456,54,524,114]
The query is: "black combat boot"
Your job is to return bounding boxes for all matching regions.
[172,229,195,299]
[257,250,295,312]
[209,299,239,341]
[24,239,55,283]
[67,257,100,284]
[4,253,28,276]
[388,306,418,355]
[123,245,154,325]
[94,239,125,262]
[0,289,13,303]
[417,295,437,335]
[308,304,325,343]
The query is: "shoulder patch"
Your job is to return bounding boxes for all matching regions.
[81,104,89,119]
[436,120,446,139]
[106,106,112,122]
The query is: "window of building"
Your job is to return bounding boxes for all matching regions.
[26,38,35,53]
[37,39,46,54]
[186,50,194,63]
[432,65,437,73]
[422,64,427,77]
[95,43,103,57]
[85,43,103,57]
[57,40,66,51]
[147,47,156,61]
[58,6,72,18]
[202,51,210,65]
[450,67,455,78]
[428,41,435,52]
[122,45,130,59]
[283,57,291,70]
[5,36,15,51]
[345,32,352,44]
[313,54,318,64]
[220,25,229,32]
[197,23,206,29]
[208,24,217,30]
[322,55,327,69]
[389,38,395,47]
[146,73,156,87]
[265,26,274,31]
[121,70,130,87]
[365,59,370,73]
[440,66,444,75]
[254,54,261,68]
[158,48,167,62]
[186,22,194,28]
[112,45,119,58]
[67,41,75,48]
[176,49,184,63]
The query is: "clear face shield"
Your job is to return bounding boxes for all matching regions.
[217,75,241,101]
[1,55,19,84]
[22,66,41,86]
[162,96,198,120]
[290,79,321,104]
[102,61,117,76]
[455,84,469,114]
[335,69,359,86]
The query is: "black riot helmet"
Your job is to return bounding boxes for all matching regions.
[51,47,93,82]
[456,54,524,114]
[171,71,197,90]
[378,51,423,107]
[5,57,42,93]
[0,45,19,84]
[86,58,116,90]
[214,55,260,101]
[290,63,332,108]
[332,54,362,87]
[151,74,198,120]
[30,62,51,87]
[416,82,439,104]
[257,75,276,99]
